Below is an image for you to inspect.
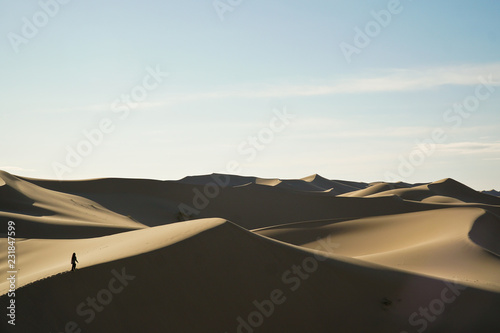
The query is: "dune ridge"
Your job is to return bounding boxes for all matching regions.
[1,170,500,332]
[0,171,145,239]
[3,217,500,333]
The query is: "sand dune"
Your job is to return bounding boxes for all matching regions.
[342,178,500,205]
[302,174,368,193]
[179,173,367,194]
[17,173,458,229]
[3,219,500,333]
[469,211,500,257]
[339,181,415,197]
[1,170,500,332]
[0,171,145,238]
[255,207,500,292]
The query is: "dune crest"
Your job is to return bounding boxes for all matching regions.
[469,210,500,257]
[1,170,500,332]
[0,171,145,239]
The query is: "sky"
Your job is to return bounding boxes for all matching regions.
[1,0,499,190]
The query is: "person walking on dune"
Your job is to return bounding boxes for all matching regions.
[71,252,78,271]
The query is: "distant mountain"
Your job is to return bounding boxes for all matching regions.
[482,189,500,197]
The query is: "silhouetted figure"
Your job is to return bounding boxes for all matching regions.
[71,253,78,271]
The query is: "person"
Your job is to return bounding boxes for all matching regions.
[71,253,78,271]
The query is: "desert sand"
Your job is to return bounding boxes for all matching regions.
[1,170,500,332]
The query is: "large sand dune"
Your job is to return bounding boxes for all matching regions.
[1,171,500,332]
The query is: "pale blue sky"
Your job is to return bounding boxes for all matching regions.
[1,0,499,190]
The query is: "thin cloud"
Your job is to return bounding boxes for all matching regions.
[290,119,431,140]
[165,62,500,101]
[43,62,500,112]
[436,142,500,155]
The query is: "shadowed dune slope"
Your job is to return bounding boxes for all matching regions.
[342,178,500,206]
[1,218,500,333]
[0,171,145,238]
[14,172,478,230]
[339,181,415,197]
[469,211,500,257]
[2,171,500,332]
[179,173,368,194]
[0,218,224,295]
[255,207,500,292]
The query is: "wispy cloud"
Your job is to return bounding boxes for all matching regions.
[43,62,500,113]
[291,125,431,141]
[165,62,500,101]
[436,142,500,155]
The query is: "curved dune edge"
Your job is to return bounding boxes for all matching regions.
[0,171,146,239]
[2,218,500,333]
[0,218,225,295]
[342,178,500,207]
[468,211,500,257]
[255,207,500,292]
[177,173,368,193]
[1,171,500,332]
